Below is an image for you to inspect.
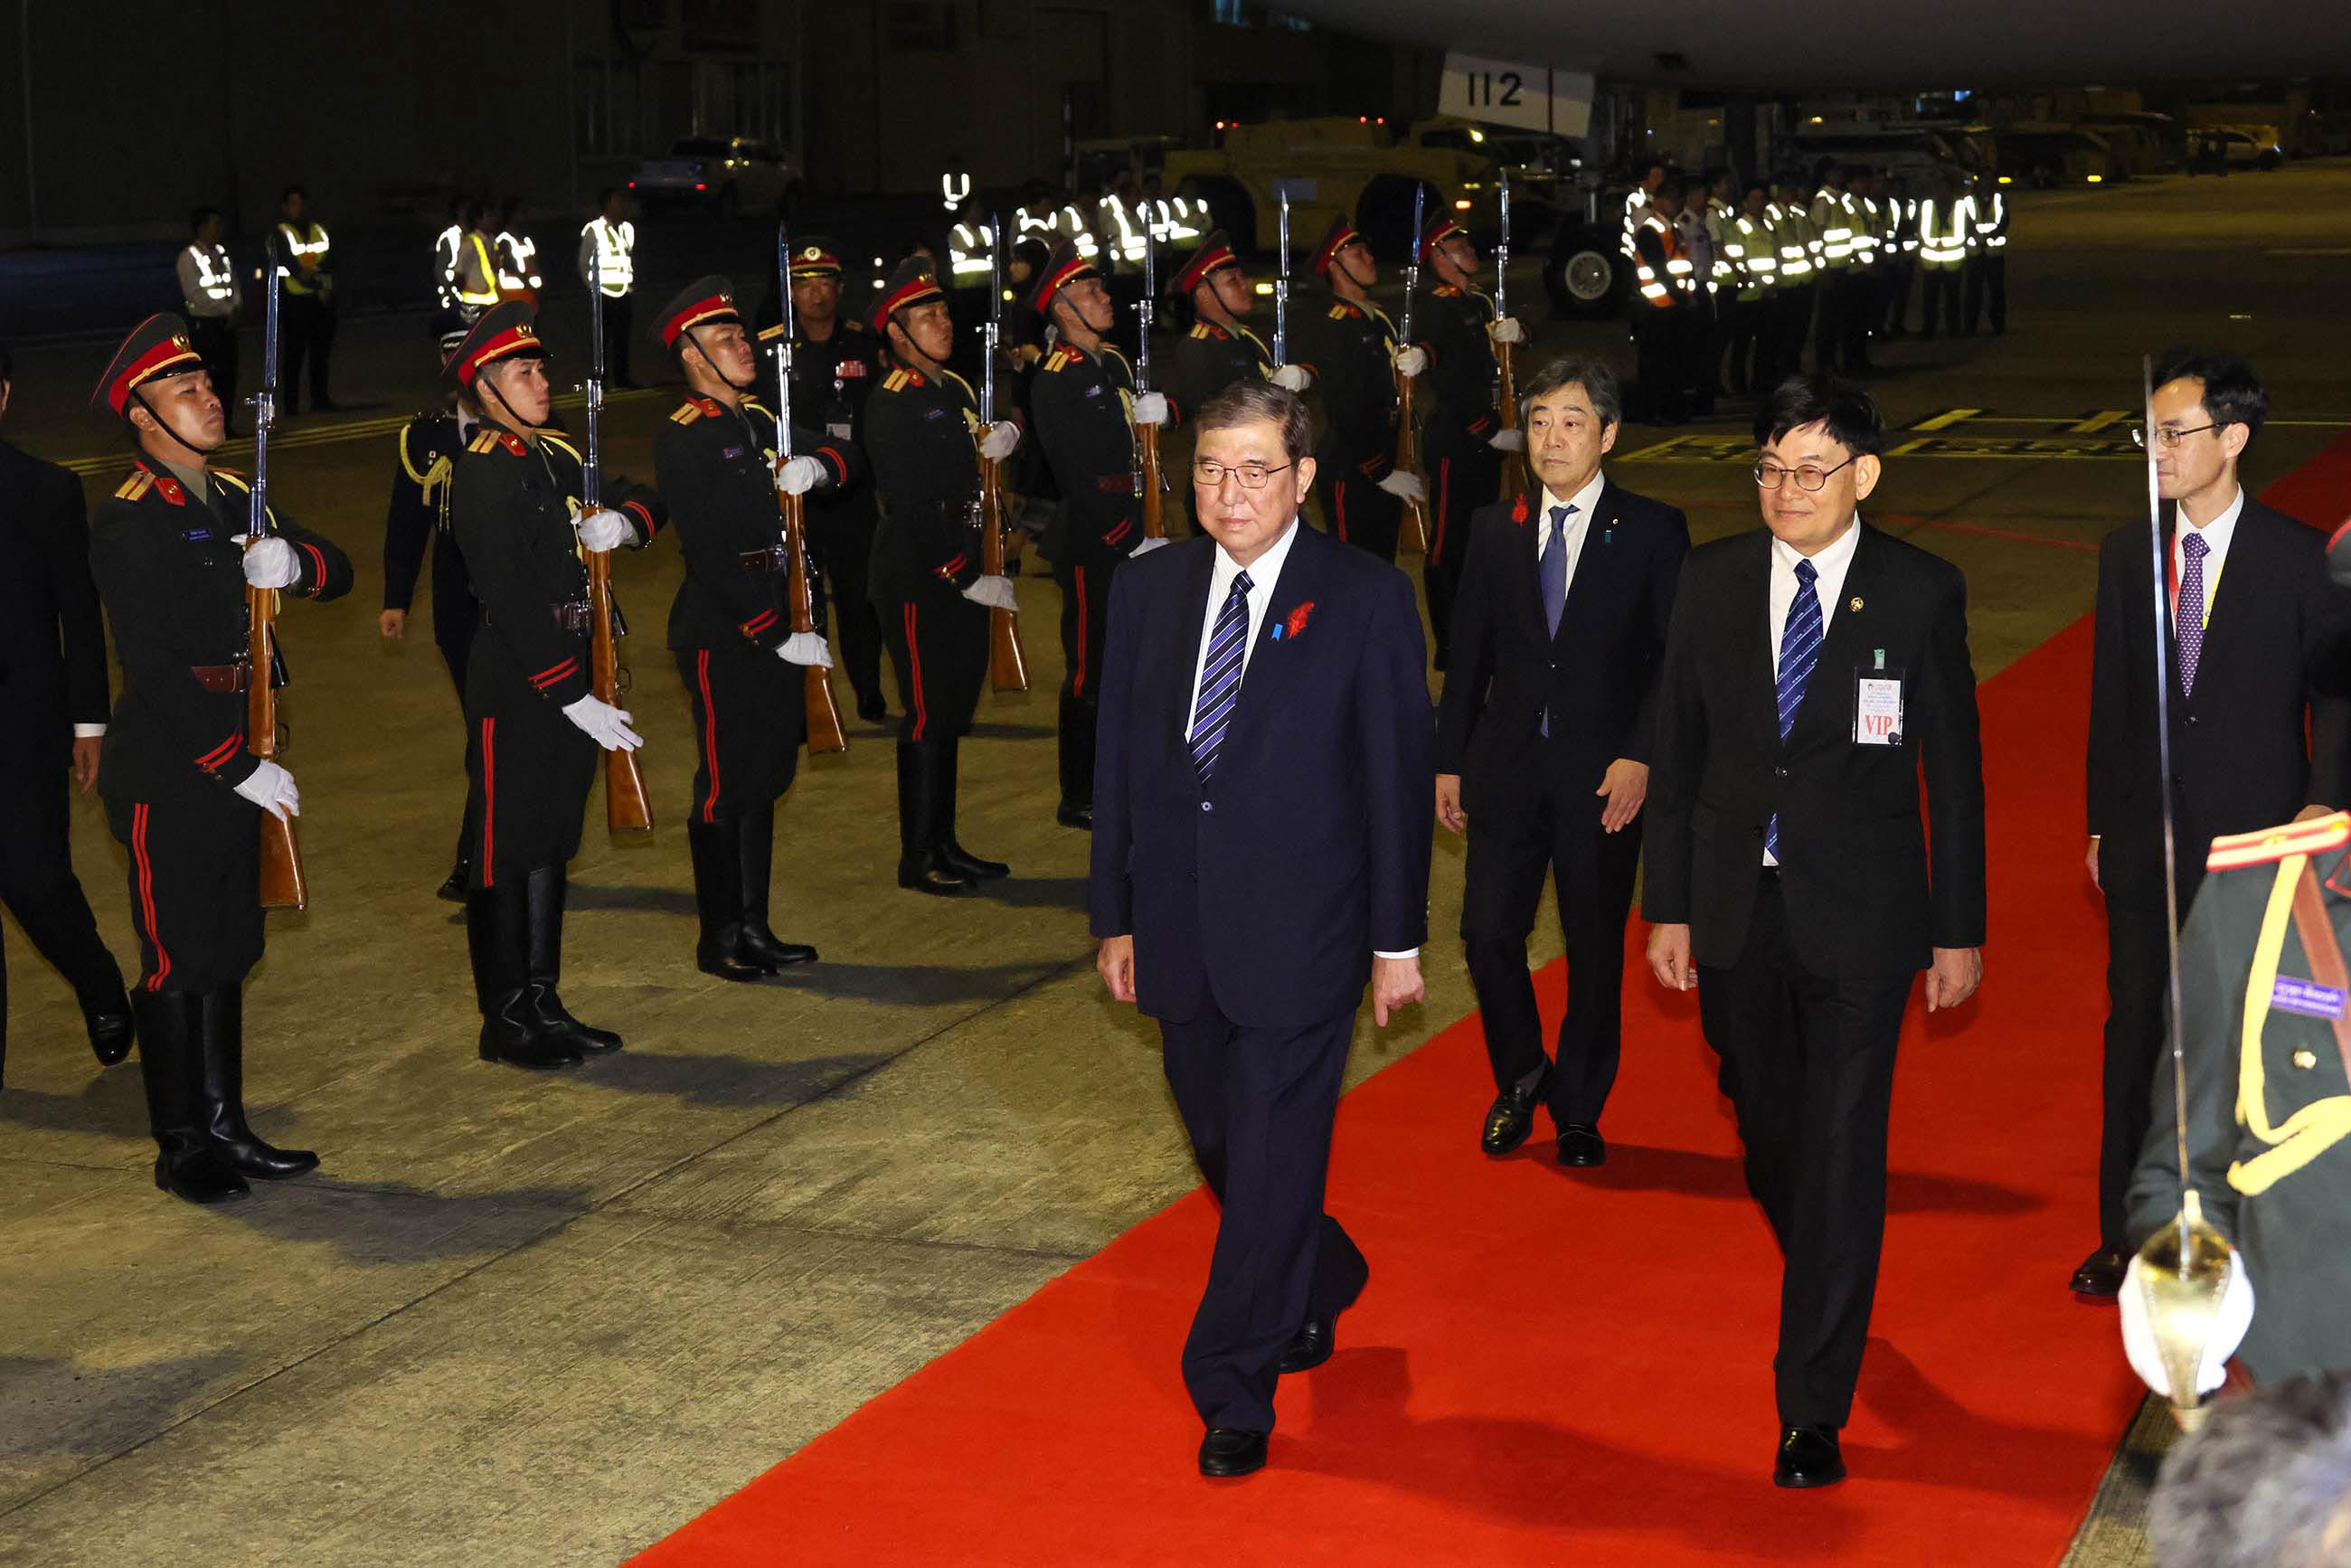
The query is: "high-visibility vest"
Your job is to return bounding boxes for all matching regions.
[1950,194,1983,259]
[1847,194,1879,269]
[496,231,542,292]
[949,221,995,280]
[1897,198,1921,256]
[1164,197,1202,247]
[1017,207,1057,240]
[1703,199,1738,293]
[433,223,463,308]
[187,242,237,306]
[277,221,332,296]
[1620,188,1652,259]
[455,231,500,310]
[1771,203,1816,283]
[1634,213,1694,307]
[1808,188,1852,269]
[1970,190,2008,250]
[1057,204,1101,260]
[1916,199,1967,268]
[1100,194,1146,263]
[940,171,970,214]
[1729,214,1774,299]
[582,217,634,295]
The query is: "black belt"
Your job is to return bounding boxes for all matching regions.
[739,546,790,574]
[191,661,251,694]
[550,599,594,632]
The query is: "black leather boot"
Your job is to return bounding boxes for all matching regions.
[437,827,469,903]
[197,986,318,1177]
[523,865,621,1053]
[468,882,581,1070]
[897,741,973,896]
[1056,694,1095,830]
[689,819,769,982]
[133,990,248,1204]
[933,736,1009,881]
[736,807,817,967]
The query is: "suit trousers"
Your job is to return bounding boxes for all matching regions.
[1,760,127,1040]
[1160,1002,1369,1433]
[1460,771,1642,1125]
[1324,470,1402,564]
[1696,877,1912,1429]
[2096,846,2197,1251]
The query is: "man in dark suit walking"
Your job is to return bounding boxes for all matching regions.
[1090,381,1434,1479]
[1436,357,1688,1166]
[2075,349,2351,1299]
[0,349,134,1086]
[1643,376,1986,1488]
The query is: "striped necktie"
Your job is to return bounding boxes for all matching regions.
[1766,557,1822,862]
[1189,570,1254,781]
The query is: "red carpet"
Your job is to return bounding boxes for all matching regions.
[633,609,2153,1566]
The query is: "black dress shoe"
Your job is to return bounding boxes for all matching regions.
[1773,1426,1846,1488]
[856,692,888,723]
[86,1002,136,1067]
[1198,1428,1268,1478]
[1480,1082,1544,1156]
[1279,1315,1334,1374]
[436,865,467,903]
[899,852,976,897]
[1556,1123,1607,1167]
[2070,1245,2129,1299]
[1056,800,1094,830]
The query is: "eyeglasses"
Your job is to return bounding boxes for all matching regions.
[1193,459,1294,490]
[2131,422,2218,449]
[1752,456,1857,492]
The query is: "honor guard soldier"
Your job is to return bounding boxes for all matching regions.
[275,184,337,413]
[1168,231,1312,422]
[580,189,640,387]
[88,316,354,1204]
[1024,239,1172,829]
[445,303,664,1069]
[1414,213,1526,670]
[177,207,241,433]
[757,241,892,722]
[380,322,481,899]
[862,258,1024,895]
[654,277,860,978]
[1308,215,1422,563]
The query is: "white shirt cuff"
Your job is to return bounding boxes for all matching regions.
[73,723,107,739]
[1373,949,1420,960]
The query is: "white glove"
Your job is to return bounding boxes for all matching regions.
[1377,470,1427,504]
[232,760,300,820]
[1128,536,1171,558]
[961,574,1020,612]
[561,694,644,752]
[777,456,826,496]
[2120,1251,2255,1400]
[1270,364,1314,393]
[1393,345,1429,378]
[1131,392,1170,427]
[1488,428,1527,453]
[1488,316,1527,345]
[241,536,299,590]
[978,421,1021,461]
[577,507,631,553]
[779,631,834,668]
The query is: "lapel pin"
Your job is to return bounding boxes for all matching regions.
[1849,596,1865,612]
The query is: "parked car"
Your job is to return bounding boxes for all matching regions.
[628,136,801,218]
[1993,126,2118,187]
[2188,126,2285,172]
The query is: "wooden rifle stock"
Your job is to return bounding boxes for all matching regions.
[247,587,306,910]
[1394,369,1430,555]
[979,459,1027,692]
[1496,340,1526,498]
[780,486,846,754]
[1138,421,1166,541]
[587,548,654,832]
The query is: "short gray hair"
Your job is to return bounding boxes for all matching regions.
[2150,1371,2351,1567]
[1195,380,1311,465]
[1519,355,1623,429]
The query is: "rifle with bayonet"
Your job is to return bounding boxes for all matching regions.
[1395,183,1431,556]
[777,228,847,754]
[1495,169,1525,498]
[1135,215,1167,541]
[1274,188,1291,372]
[583,249,655,833]
[248,236,305,910]
[979,217,1028,693]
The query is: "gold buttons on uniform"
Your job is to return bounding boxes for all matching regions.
[2292,1049,2318,1070]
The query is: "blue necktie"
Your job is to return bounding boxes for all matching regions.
[1189,570,1254,782]
[2176,530,2210,696]
[1766,557,1822,862]
[1539,505,1573,737]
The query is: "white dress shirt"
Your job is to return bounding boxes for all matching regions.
[1537,468,1608,586]
[1186,517,1416,960]
[1764,516,1863,866]
[2171,486,2242,631]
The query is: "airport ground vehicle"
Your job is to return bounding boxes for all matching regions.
[628,136,802,217]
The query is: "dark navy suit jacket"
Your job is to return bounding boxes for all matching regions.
[1088,521,1435,1027]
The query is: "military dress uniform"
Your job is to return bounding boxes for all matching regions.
[1307,217,1406,563]
[863,258,1011,895]
[1166,232,1272,420]
[1415,217,1506,670]
[2130,812,2351,1382]
[652,277,861,978]
[1024,241,1155,825]
[445,303,663,1069]
[89,316,353,1204]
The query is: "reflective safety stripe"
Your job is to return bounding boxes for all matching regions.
[278,222,331,294]
[948,222,995,278]
[496,231,542,290]
[188,244,236,302]
[456,232,500,307]
[583,217,635,294]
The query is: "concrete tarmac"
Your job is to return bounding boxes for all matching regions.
[5,162,2349,1565]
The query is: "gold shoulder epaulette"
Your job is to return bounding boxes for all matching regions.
[1188,323,1213,339]
[883,368,912,392]
[2207,812,2351,872]
[467,430,503,454]
[756,323,786,342]
[1327,302,1357,320]
[670,401,703,424]
[114,470,155,502]
[1043,347,1075,373]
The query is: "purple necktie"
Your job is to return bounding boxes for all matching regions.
[2176,531,2209,696]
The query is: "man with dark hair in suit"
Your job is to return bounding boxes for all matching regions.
[1091,381,1433,1479]
[2074,348,2351,1300]
[1438,355,1688,1166]
[0,349,133,1085]
[1643,374,1986,1488]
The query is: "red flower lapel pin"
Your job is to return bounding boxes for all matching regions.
[1271,601,1316,642]
[1510,493,1529,526]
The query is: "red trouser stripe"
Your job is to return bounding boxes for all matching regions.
[478,717,496,887]
[131,802,170,991]
[1072,565,1090,698]
[1433,458,1452,562]
[696,647,722,824]
[904,603,928,741]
